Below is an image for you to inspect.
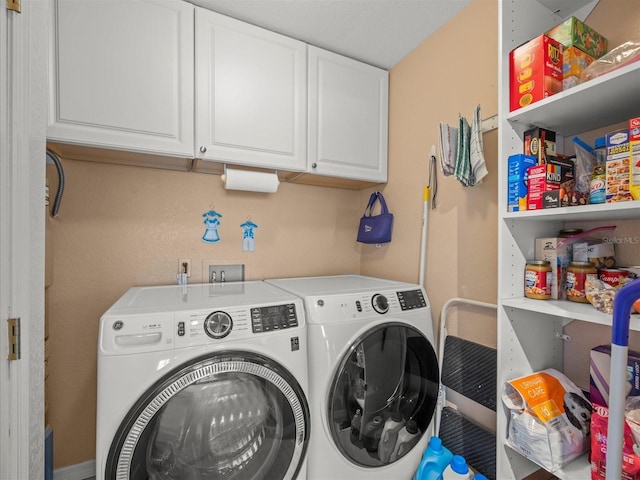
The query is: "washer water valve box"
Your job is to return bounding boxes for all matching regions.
[509,34,563,112]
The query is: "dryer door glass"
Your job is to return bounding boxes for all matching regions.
[104,351,309,480]
[328,323,439,467]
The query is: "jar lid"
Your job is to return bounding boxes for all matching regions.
[558,228,583,237]
[569,261,596,267]
[527,260,551,266]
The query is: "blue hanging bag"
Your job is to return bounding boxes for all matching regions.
[357,191,393,244]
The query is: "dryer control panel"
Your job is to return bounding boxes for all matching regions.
[305,288,430,324]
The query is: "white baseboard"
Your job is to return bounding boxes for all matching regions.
[53,460,95,480]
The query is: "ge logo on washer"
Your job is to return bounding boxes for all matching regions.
[112,320,124,330]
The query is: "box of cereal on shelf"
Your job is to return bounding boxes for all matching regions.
[630,116,640,200]
[606,129,632,203]
[509,34,563,112]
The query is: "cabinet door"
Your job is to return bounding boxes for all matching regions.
[308,46,388,183]
[48,0,195,158]
[195,9,307,172]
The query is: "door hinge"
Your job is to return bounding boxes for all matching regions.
[8,318,20,361]
[6,0,20,13]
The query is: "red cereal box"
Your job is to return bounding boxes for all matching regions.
[510,34,563,112]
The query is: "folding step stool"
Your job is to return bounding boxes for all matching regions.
[434,298,497,480]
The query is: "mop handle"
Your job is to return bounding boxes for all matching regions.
[606,279,640,480]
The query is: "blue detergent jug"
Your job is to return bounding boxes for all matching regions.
[413,436,453,480]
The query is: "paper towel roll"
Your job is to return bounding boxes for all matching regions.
[221,168,279,193]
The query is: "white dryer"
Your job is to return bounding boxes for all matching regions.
[96,282,310,480]
[265,275,439,480]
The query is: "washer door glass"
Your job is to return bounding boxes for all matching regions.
[328,323,439,467]
[105,352,309,480]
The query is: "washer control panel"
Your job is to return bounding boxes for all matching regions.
[397,289,427,310]
[251,304,298,333]
[173,303,299,347]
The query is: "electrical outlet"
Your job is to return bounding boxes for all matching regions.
[209,264,244,283]
[179,258,191,277]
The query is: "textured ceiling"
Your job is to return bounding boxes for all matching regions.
[187,0,471,70]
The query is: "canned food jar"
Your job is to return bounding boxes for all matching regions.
[524,260,552,300]
[599,268,630,287]
[566,261,597,303]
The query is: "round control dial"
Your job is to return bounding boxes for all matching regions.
[372,294,389,314]
[204,311,233,339]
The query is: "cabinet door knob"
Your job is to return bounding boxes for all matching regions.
[199,146,207,153]
[311,162,317,169]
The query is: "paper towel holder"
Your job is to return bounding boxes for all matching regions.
[221,164,280,193]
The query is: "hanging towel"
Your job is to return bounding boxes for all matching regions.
[454,115,472,186]
[438,121,457,176]
[470,104,488,185]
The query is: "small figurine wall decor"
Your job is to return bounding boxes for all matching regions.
[202,209,222,243]
[240,219,258,252]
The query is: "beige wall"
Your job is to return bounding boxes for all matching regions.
[364,0,499,347]
[45,161,363,467]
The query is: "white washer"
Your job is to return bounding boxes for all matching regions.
[96,282,310,480]
[266,275,439,480]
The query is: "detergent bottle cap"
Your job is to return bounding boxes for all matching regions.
[473,474,488,480]
[428,436,443,453]
[450,455,469,474]
[391,411,403,422]
[405,419,419,434]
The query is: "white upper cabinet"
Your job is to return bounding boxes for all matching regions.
[195,8,307,172]
[48,0,195,158]
[307,46,388,183]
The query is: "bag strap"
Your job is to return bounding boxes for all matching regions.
[362,192,378,217]
[363,192,390,217]
[375,192,389,214]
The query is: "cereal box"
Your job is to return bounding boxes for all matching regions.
[606,129,632,203]
[510,34,563,112]
[524,127,556,164]
[630,116,640,200]
[508,154,537,212]
[562,46,596,89]
[546,16,607,59]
